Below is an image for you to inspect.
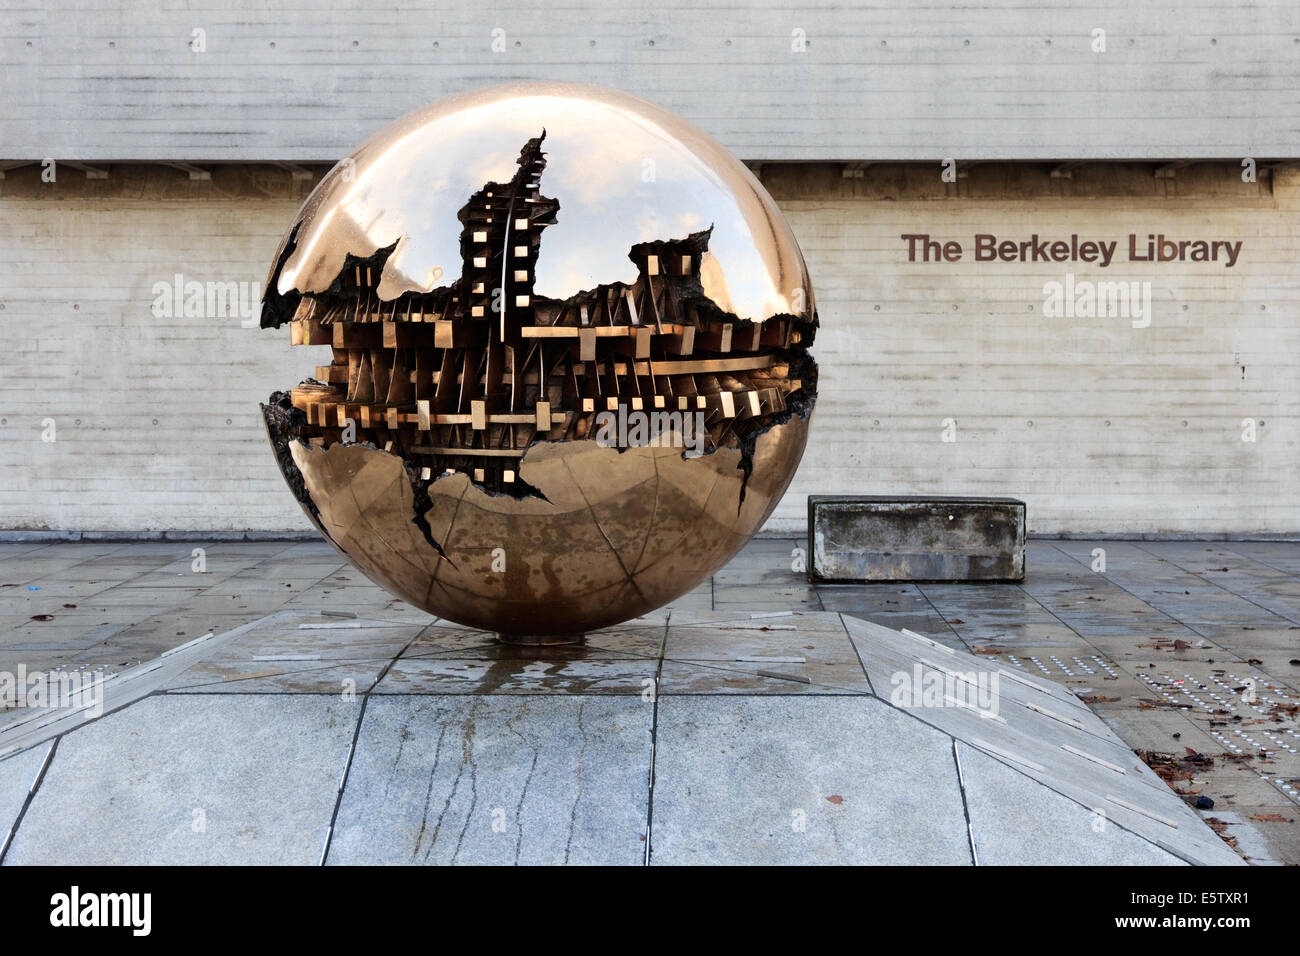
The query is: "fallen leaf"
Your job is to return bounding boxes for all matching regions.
[826,795,843,805]
[1139,749,1212,783]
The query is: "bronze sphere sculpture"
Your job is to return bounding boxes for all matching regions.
[259,82,817,640]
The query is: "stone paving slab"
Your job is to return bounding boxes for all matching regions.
[161,658,391,695]
[956,743,1182,866]
[657,658,870,694]
[659,610,871,694]
[0,742,52,855]
[662,609,848,661]
[327,695,652,865]
[649,694,971,865]
[813,584,934,614]
[4,695,357,865]
[208,619,422,662]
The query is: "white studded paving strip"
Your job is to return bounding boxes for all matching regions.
[1134,667,1300,810]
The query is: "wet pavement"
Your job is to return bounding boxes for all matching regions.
[0,537,1296,864]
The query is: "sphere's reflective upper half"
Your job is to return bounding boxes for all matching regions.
[268,82,814,326]
[259,82,817,635]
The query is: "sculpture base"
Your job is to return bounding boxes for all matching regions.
[494,632,586,647]
[0,607,1244,866]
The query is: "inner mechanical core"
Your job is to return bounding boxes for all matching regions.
[261,135,816,507]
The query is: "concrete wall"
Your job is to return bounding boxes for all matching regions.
[0,167,310,534]
[772,164,1300,535]
[2,162,1295,535]
[4,2,1299,162]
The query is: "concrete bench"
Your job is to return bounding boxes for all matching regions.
[807,495,1025,583]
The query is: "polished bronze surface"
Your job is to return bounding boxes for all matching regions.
[259,82,817,635]
[267,82,813,325]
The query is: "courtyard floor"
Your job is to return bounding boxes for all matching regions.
[0,537,1296,864]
